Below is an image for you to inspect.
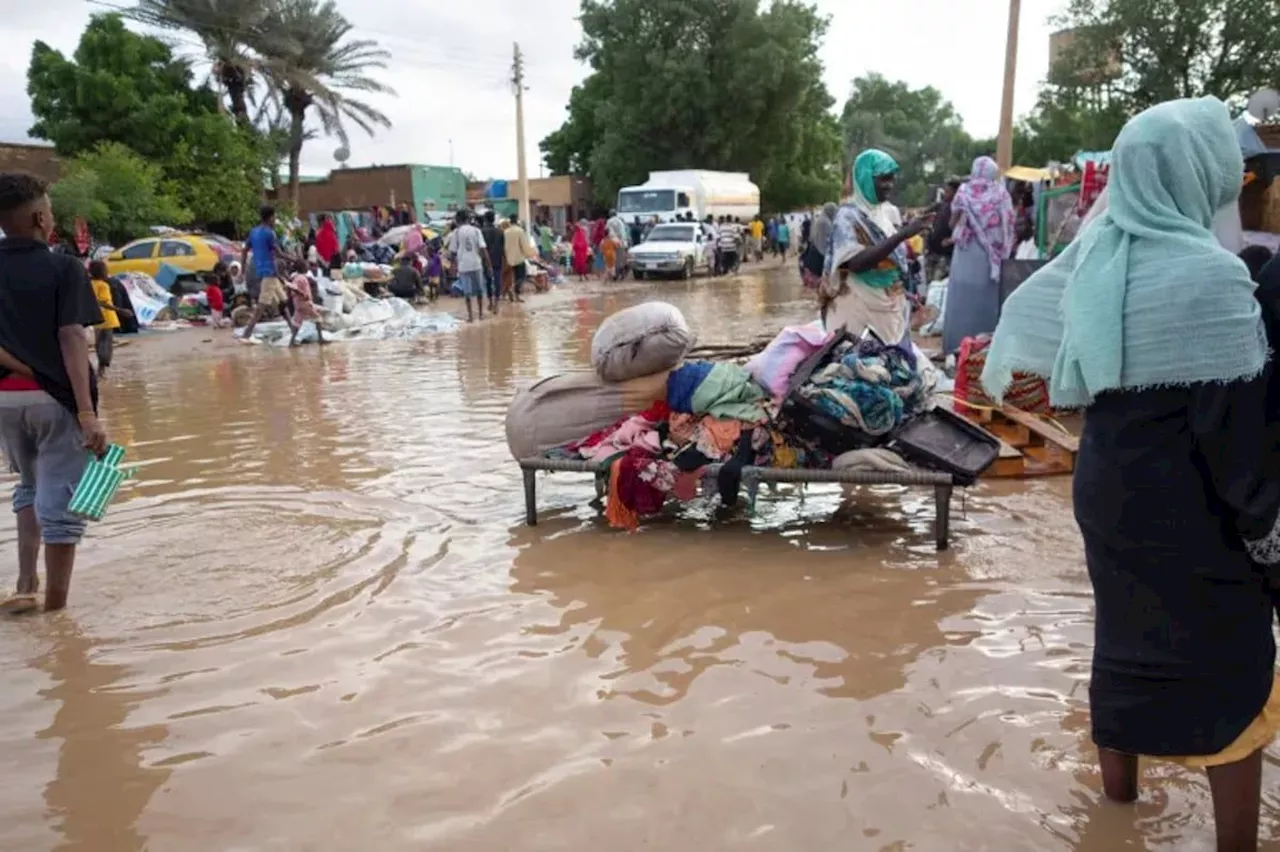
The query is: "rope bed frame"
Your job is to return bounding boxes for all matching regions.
[517,457,959,551]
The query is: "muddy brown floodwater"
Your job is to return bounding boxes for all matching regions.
[0,263,1277,851]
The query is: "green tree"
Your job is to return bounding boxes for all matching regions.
[1014,94,1128,165]
[126,0,273,124]
[27,14,213,161]
[47,167,107,230]
[50,143,189,245]
[839,73,979,207]
[540,0,841,211]
[261,0,393,211]
[167,114,270,233]
[1051,0,1280,108]
[1016,0,1280,164]
[27,13,268,234]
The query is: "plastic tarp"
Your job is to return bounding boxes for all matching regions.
[919,280,946,337]
[1072,150,1111,168]
[1235,116,1280,159]
[376,224,438,247]
[239,297,460,346]
[115,273,171,327]
[154,262,196,293]
[1004,166,1050,183]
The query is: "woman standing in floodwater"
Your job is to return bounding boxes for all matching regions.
[941,155,1015,354]
[983,96,1280,852]
[820,149,930,344]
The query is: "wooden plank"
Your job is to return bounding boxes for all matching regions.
[997,439,1022,459]
[1022,444,1075,475]
[998,405,1079,453]
[991,455,1030,477]
[988,436,1036,478]
[945,396,1079,478]
[988,421,1032,448]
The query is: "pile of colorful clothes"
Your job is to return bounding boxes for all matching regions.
[797,337,934,436]
[546,361,810,529]
[540,326,939,530]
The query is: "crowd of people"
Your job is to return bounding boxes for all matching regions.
[561,209,802,283]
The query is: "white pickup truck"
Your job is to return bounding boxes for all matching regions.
[628,223,715,280]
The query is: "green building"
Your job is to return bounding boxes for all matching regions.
[410,165,467,216]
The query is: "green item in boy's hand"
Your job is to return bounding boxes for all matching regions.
[68,444,133,522]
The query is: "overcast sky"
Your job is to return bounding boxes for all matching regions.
[1,0,1057,180]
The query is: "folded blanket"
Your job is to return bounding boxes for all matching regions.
[667,361,714,412]
[689,362,769,422]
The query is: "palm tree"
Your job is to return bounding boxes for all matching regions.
[126,0,272,125]
[264,0,393,210]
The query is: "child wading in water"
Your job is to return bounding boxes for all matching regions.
[88,260,131,379]
[286,272,326,345]
[425,247,442,301]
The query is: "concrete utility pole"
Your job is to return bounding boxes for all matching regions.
[513,42,531,225]
[996,0,1022,171]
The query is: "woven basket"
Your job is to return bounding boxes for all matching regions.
[956,336,1052,414]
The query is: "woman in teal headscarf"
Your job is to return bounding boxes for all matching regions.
[984,97,1280,850]
[821,149,931,342]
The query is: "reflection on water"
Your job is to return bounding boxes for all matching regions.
[0,268,1275,850]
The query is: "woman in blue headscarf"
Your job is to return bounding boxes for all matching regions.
[983,97,1280,850]
[821,149,931,343]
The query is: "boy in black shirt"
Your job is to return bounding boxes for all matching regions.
[0,172,106,613]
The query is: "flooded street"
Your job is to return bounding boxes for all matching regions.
[0,264,1276,851]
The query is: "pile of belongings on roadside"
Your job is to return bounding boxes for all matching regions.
[506,301,964,531]
[240,294,459,346]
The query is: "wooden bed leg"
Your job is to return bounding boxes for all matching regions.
[594,473,607,503]
[523,468,538,526]
[934,484,953,551]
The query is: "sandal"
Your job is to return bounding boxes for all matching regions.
[0,593,39,615]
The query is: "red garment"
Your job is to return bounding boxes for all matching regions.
[591,219,607,248]
[636,399,670,423]
[1078,161,1109,215]
[0,375,41,391]
[315,220,340,263]
[205,284,225,313]
[572,226,590,275]
[614,448,666,516]
[672,471,700,502]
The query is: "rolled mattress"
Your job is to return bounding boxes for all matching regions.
[505,370,670,461]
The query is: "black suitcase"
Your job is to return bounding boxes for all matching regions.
[889,406,1000,485]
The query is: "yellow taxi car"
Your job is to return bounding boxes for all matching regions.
[105,233,238,278]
